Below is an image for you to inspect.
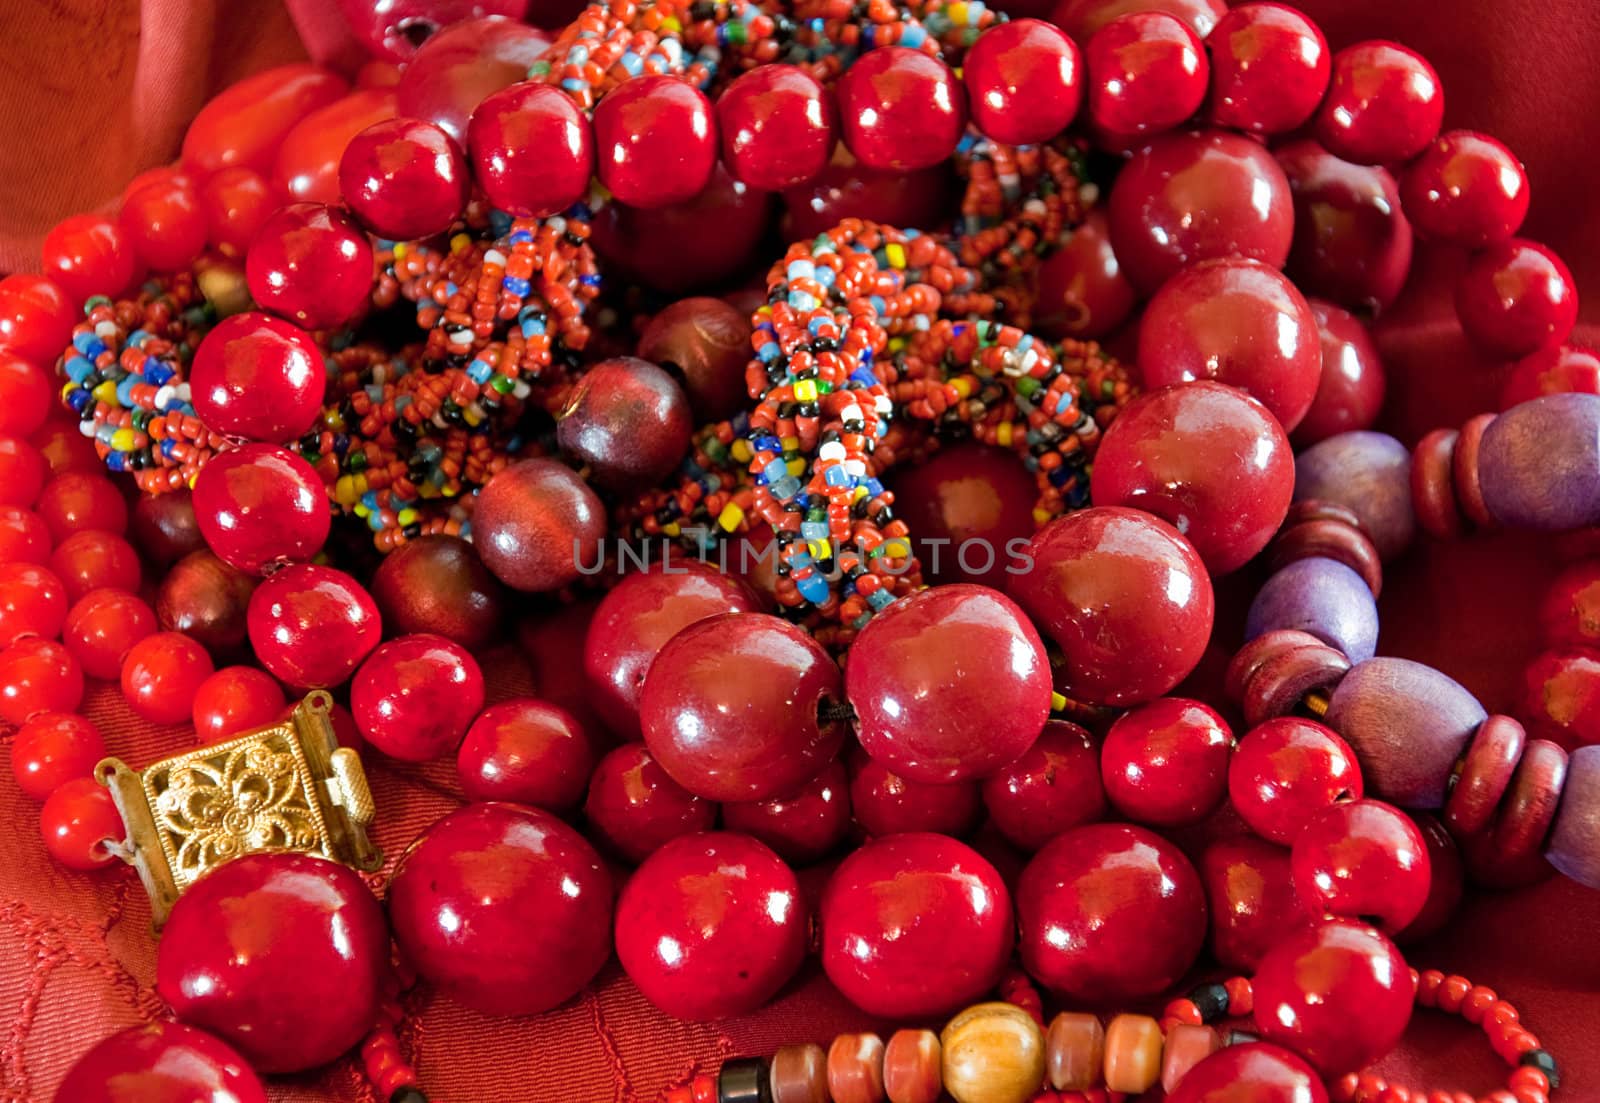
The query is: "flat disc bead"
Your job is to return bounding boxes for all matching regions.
[1315,40,1444,165]
[1205,2,1329,135]
[1294,431,1415,560]
[836,47,967,172]
[1456,239,1579,359]
[1246,557,1379,663]
[964,19,1081,146]
[883,1030,942,1103]
[1479,393,1600,530]
[1547,744,1600,888]
[717,65,836,190]
[1464,738,1568,888]
[591,74,716,208]
[770,1044,829,1103]
[468,81,593,217]
[339,116,468,239]
[1401,131,1529,248]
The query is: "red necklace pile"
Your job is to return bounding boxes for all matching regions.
[0,0,1596,1101]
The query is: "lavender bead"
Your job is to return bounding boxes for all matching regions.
[1547,745,1600,889]
[1479,393,1600,531]
[1294,431,1414,560]
[1324,657,1486,809]
[1246,557,1378,663]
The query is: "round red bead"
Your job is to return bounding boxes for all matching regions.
[592,74,717,208]
[193,666,288,744]
[1050,0,1225,41]
[36,473,127,542]
[456,697,595,812]
[1199,835,1305,973]
[1398,811,1465,944]
[191,444,331,575]
[41,213,138,303]
[155,549,256,657]
[0,506,52,565]
[468,81,593,218]
[1295,301,1388,447]
[244,202,374,331]
[556,356,694,491]
[0,274,74,368]
[981,719,1106,852]
[836,47,967,172]
[247,563,381,690]
[717,65,837,190]
[64,588,158,680]
[200,167,277,255]
[1100,697,1234,827]
[1520,647,1600,749]
[0,436,47,509]
[1165,1043,1327,1103]
[722,758,851,865]
[849,750,983,839]
[40,775,124,870]
[340,116,468,239]
[964,19,1081,146]
[1402,130,1529,248]
[1030,209,1137,341]
[180,64,348,174]
[635,296,754,422]
[1456,239,1578,360]
[54,1021,266,1103]
[0,561,67,647]
[1501,343,1600,409]
[0,352,53,438]
[472,457,606,593]
[121,631,215,725]
[49,530,141,602]
[0,637,82,724]
[885,443,1037,590]
[584,742,718,864]
[1205,3,1330,135]
[780,158,954,242]
[1228,716,1363,845]
[351,632,484,761]
[1291,798,1431,934]
[1085,11,1207,140]
[131,489,205,568]
[1316,40,1444,166]
[10,712,105,801]
[120,178,207,273]
[191,312,326,442]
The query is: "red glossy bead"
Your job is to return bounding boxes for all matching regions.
[156,549,257,657]
[0,436,46,510]
[351,633,484,761]
[10,712,104,801]
[1199,835,1305,973]
[340,116,467,239]
[718,65,837,190]
[849,749,983,838]
[272,87,398,205]
[641,612,846,801]
[247,564,381,690]
[820,833,1013,1018]
[1031,209,1137,341]
[472,457,606,592]
[584,742,718,863]
[158,852,388,1073]
[1166,1043,1328,1103]
[41,213,138,303]
[1316,41,1443,166]
[635,296,753,422]
[388,803,613,1015]
[847,584,1051,783]
[1294,301,1387,447]
[40,776,124,870]
[245,203,374,331]
[1500,343,1600,409]
[49,530,140,602]
[191,444,331,575]
[120,178,207,273]
[1291,798,1430,934]
[1251,917,1413,1076]
[1139,256,1322,431]
[1519,646,1600,749]
[1402,130,1528,249]
[1009,506,1213,707]
[1229,717,1363,845]
[200,167,277,255]
[192,666,288,744]
[781,156,955,241]
[182,64,349,174]
[1456,239,1577,360]
[1205,3,1329,135]
[1085,12,1207,140]
[32,420,103,478]
[0,352,53,437]
[0,562,67,647]
[36,473,128,542]
[556,356,693,490]
[965,19,1081,146]
[592,74,716,208]
[1049,0,1225,42]
[1101,697,1234,827]
[0,506,52,565]
[1017,822,1206,1002]
[370,533,504,649]
[722,758,852,864]
[982,719,1105,851]
[191,313,326,442]
[468,81,593,218]
[335,0,531,63]
[886,443,1038,590]
[616,832,808,1020]
[131,489,205,568]
[456,697,595,811]
[121,631,214,725]
[55,1021,266,1103]
[395,17,554,144]
[1540,559,1600,649]
[836,47,967,172]
[0,274,74,367]
[1397,811,1464,944]
[64,588,158,680]
[1107,129,1294,294]
[0,637,81,724]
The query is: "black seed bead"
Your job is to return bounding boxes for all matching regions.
[1187,982,1231,1023]
[718,1058,771,1103]
[389,1088,428,1103]
[1519,1048,1561,1090]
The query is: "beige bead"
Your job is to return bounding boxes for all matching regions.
[940,1001,1046,1103]
[1103,1013,1163,1095]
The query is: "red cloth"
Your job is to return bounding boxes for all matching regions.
[2,1,1600,1101]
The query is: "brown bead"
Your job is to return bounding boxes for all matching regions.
[1225,629,1327,704]
[1464,739,1569,888]
[1411,428,1464,539]
[154,548,258,657]
[1446,715,1527,837]
[1453,413,1497,529]
[1267,517,1383,598]
[883,1030,941,1103]
[771,1043,829,1103]
[1160,1023,1222,1093]
[1102,1014,1163,1095]
[1242,641,1352,727]
[828,1033,886,1103]
[940,1002,1046,1103]
[1045,1011,1104,1091]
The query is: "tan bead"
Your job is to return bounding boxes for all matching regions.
[884,1029,942,1103]
[1103,1013,1163,1095]
[771,1043,829,1103]
[1160,1023,1223,1093]
[1045,1011,1105,1090]
[828,1033,886,1103]
[940,1001,1047,1103]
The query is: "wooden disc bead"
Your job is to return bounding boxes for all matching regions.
[1102,1014,1163,1095]
[940,1002,1046,1103]
[1454,413,1496,529]
[884,1030,942,1103]
[1045,1011,1105,1091]
[1445,715,1528,837]
[1225,629,1327,704]
[1160,1023,1223,1093]
[1241,640,1352,728]
[828,1034,886,1103]
[1267,514,1384,598]
[1412,428,1465,539]
[1465,739,1569,888]
[771,1044,829,1103]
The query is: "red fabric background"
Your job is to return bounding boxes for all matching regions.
[1,1,1600,1101]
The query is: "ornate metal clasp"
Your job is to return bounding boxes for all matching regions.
[96,691,383,928]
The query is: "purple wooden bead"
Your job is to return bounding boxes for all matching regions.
[1479,393,1600,531]
[1294,431,1414,560]
[1324,657,1486,809]
[1246,557,1378,663]
[1547,744,1600,889]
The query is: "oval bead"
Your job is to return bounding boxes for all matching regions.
[1246,557,1379,664]
[1547,744,1600,888]
[1479,394,1600,530]
[1293,431,1415,560]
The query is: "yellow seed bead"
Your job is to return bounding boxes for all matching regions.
[663,522,682,538]
[450,233,472,254]
[93,380,118,404]
[397,508,418,527]
[808,539,829,560]
[951,377,973,398]
[997,421,1013,447]
[788,457,806,476]
[110,428,135,451]
[881,537,910,559]
[392,242,408,260]
[717,502,744,532]
[731,440,753,463]
[940,1002,1046,1103]
[1032,508,1052,527]
[781,436,800,452]
[1050,691,1068,712]
[794,379,818,402]
[885,242,907,269]
[334,476,357,506]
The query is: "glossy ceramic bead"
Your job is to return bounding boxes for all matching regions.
[847,584,1051,783]
[827,1034,886,1103]
[49,530,141,603]
[0,274,73,368]
[244,203,373,331]
[963,19,1080,145]
[158,853,388,1073]
[1008,507,1213,707]
[1106,129,1294,294]
[351,633,484,761]
[192,666,287,743]
[1398,812,1464,943]
[1502,343,1600,409]
[191,445,330,575]
[1045,1012,1103,1091]
[1296,301,1387,446]
[0,353,52,438]
[1291,798,1430,934]
[1165,1043,1328,1103]
[820,833,1013,1018]
[396,17,553,143]
[131,490,205,568]
[1085,12,1206,139]
[886,444,1037,589]
[1247,557,1379,663]
[472,457,606,592]
[339,116,467,238]
[41,213,138,302]
[771,1044,830,1103]
[0,637,82,724]
[200,167,277,254]
[273,87,398,204]
[1050,0,1225,41]
[781,157,955,241]
[849,750,982,838]
[1103,1014,1163,1094]
[1463,738,1569,888]
[836,47,966,171]
[1206,3,1329,135]
[584,743,717,863]
[456,697,594,811]
[182,64,348,173]
[190,312,325,442]
[1456,240,1578,360]
[247,564,381,690]
[1030,209,1137,341]
[635,297,753,421]
[388,803,612,1015]
[616,832,807,1020]
[54,1021,266,1103]
[468,80,592,217]
[722,758,851,864]
[1316,41,1444,165]
[1229,717,1363,844]
[36,474,127,542]
[1547,745,1600,888]
[40,777,123,869]
[1480,393,1600,530]
[1017,822,1206,1001]
[1091,381,1294,574]
[1100,698,1233,827]
[1294,431,1415,560]
[1402,131,1528,248]
[1251,918,1413,1076]
[1200,835,1304,972]
[717,65,836,190]
[0,562,66,647]
[982,720,1105,851]
[370,534,504,649]
[121,632,213,725]
[118,178,207,273]
[556,356,693,490]
[1446,714,1527,835]
[156,550,256,656]
[940,1003,1046,1103]
[63,588,156,680]
[0,507,51,565]
[1540,559,1600,649]
[592,74,716,207]
[10,712,103,801]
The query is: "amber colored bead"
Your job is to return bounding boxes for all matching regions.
[1046,1012,1104,1091]
[1103,1014,1164,1094]
[828,1034,887,1103]
[883,1030,942,1103]
[940,1002,1046,1103]
[1160,1024,1222,1093]
[770,1044,829,1103]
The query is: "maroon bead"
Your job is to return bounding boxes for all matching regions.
[722,758,851,864]
[456,697,595,811]
[1291,798,1430,935]
[158,853,388,1073]
[1411,428,1464,540]
[584,742,717,863]
[156,549,257,656]
[1228,717,1362,845]
[50,530,142,603]
[592,74,716,208]
[556,356,693,491]
[1100,697,1233,827]
[1402,130,1528,249]
[1456,239,1578,360]
[54,1021,267,1103]
[1165,1043,1327,1103]
[1106,129,1294,295]
[40,776,124,870]
[1520,646,1600,749]
[1501,343,1600,409]
[849,748,983,839]
[1199,836,1305,973]
[0,274,74,367]
[394,16,553,143]
[964,19,1081,146]
[131,489,205,568]
[1091,381,1294,574]
[190,312,325,443]
[370,533,505,648]
[388,803,612,1015]
[820,832,1013,1018]
[616,832,808,1020]
[1397,811,1464,944]
[1464,738,1569,888]
[982,719,1105,852]
[339,116,467,238]
[847,584,1051,783]
[193,666,287,744]
[836,47,967,172]
[1315,41,1443,166]
[244,202,373,331]
[717,65,836,190]
[1009,506,1213,707]
[468,81,593,217]
[1295,301,1387,447]
[1240,641,1352,730]
[1030,209,1136,341]
[40,213,138,303]
[1017,822,1206,1002]
[780,157,955,242]
[1205,3,1329,135]
[1446,413,1489,531]
[472,457,606,593]
[10,712,104,801]
[191,445,330,575]
[0,637,83,724]
[351,633,483,761]
[1085,12,1207,140]
[1266,507,1383,599]
[636,296,754,422]
[1251,918,1413,1077]
[247,564,382,690]
[37,473,127,542]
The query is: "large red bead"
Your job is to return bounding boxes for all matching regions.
[616,832,808,1020]
[1398,811,1464,944]
[1291,798,1430,934]
[1205,3,1329,135]
[1251,918,1413,1077]
[0,274,74,367]
[121,631,215,725]
[40,776,124,870]
[0,435,46,509]
[1199,835,1305,973]
[370,533,504,649]
[396,17,553,143]
[1165,1043,1328,1103]
[131,489,205,568]
[1315,41,1443,166]
[468,81,593,217]
[1100,697,1234,827]
[10,712,104,801]
[54,1021,267,1103]
[584,742,717,863]
[193,666,287,743]
[191,445,331,575]
[982,719,1105,851]
[41,213,138,303]
[200,167,277,255]
[722,758,851,864]
[964,19,1081,146]
[350,633,484,761]
[1017,822,1206,1002]
[1085,12,1207,141]
[1295,301,1387,447]
[1456,239,1578,360]
[556,356,693,491]
[1539,559,1600,650]
[334,0,531,64]
[247,563,382,690]
[0,352,53,438]
[592,74,717,208]
[836,47,967,172]
[0,637,82,724]
[472,457,606,593]
[885,443,1038,590]
[156,550,257,656]
[456,697,595,811]
[190,312,326,442]
[1401,130,1528,248]
[388,802,613,1015]
[181,64,349,174]
[0,561,67,647]
[1008,506,1213,707]
[50,530,141,603]
[1501,343,1600,409]
[340,116,467,239]
[157,853,388,1073]
[849,749,983,839]
[635,297,754,422]
[120,178,207,274]
[64,588,158,680]
[244,203,374,331]
[717,65,837,191]
[36,473,127,542]
[1030,209,1137,341]
[272,87,399,205]
[1049,0,1225,42]
[1229,716,1364,845]
[0,506,52,566]
[820,833,1013,1018]
[847,584,1051,783]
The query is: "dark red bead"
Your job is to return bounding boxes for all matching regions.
[1251,917,1412,1076]
[36,473,127,543]
[717,65,837,190]
[592,74,717,208]
[191,312,326,442]
[1501,343,1600,409]
[1165,1043,1326,1103]
[40,776,124,870]
[244,202,374,331]
[131,488,206,568]
[340,116,467,239]
[468,81,593,218]
[158,852,388,1073]
[982,719,1105,851]
[10,712,104,802]
[64,588,158,680]
[387,803,613,1015]
[1049,0,1225,42]
[1402,130,1528,248]
[836,47,966,172]
[1316,41,1443,166]
[1291,798,1430,934]
[636,296,754,422]
[191,444,331,575]
[780,157,955,241]
[1229,716,1363,845]
[847,584,1051,783]
[395,16,553,143]
[1100,697,1234,827]
[50,530,141,603]
[820,832,1013,1018]
[1199,835,1305,973]
[120,178,207,273]
[121,631,215,725]
[0,274,74,367]
[1397,811,1464,944]
[351,632,484,761]
[965,19,1081,146]
[1205,3,1329,135]
[1085,12,1206,140]
[0,561,67,647]
[1030,209,1137,341]
[1017,822,1206,1001]
[200,167,277,255]
[1456,239,1578,360]
[616,832,808,1020]
[335,0,531,64]
[1295,301,1387,447]
[0,352,53,438]
[472,457,606,593]
[41,213,138,303]
[181,64,349,175]
[456,697,595,812]
[1520,646,1600,749]
[156,549,257,656]
[722,758,851,865]
[1462,738,1568,888]
[0,637,82,724]
[556,356,693,490]
[886,443,1037,590]
[370,533,505,649]
[193,666,288,744]
[849,748,983,839]
[247,563,381,690]
[54,1021,266,1103]
[0,506,52,565]
[584,742,717,863]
